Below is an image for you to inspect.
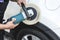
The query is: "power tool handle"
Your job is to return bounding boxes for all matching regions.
[21,3,30,19]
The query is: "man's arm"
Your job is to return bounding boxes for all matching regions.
[0,24,7,29]
[0,21,16,30]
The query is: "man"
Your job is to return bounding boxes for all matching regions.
[0,0,26,40]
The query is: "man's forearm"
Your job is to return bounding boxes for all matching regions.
[0,24,7,29]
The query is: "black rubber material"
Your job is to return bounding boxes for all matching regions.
[10,22,60,40]
[34,22,60,40]
[17,28,49,40]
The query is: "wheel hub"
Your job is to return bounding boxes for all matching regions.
[22,34,41,40]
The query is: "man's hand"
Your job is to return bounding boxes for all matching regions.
[5,21,16,29]
[17,0,26,5]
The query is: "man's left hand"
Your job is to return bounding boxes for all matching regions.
[17,0,26,5]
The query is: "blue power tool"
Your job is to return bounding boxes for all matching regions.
[4,3,39,25]
[4,3,31,24]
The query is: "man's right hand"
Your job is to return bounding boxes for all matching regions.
[5,21,17,29]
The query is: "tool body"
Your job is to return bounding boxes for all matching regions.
[4,3,40,25]
[4,3,31,24]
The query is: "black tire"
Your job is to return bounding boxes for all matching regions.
[11,22,60,40]
[16,28,50,40]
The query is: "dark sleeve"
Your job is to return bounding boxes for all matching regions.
[0,0,9,40]
[0,0,9,23]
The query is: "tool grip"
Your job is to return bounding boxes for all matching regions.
[21,3,30,19]
[4,13,25,24]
